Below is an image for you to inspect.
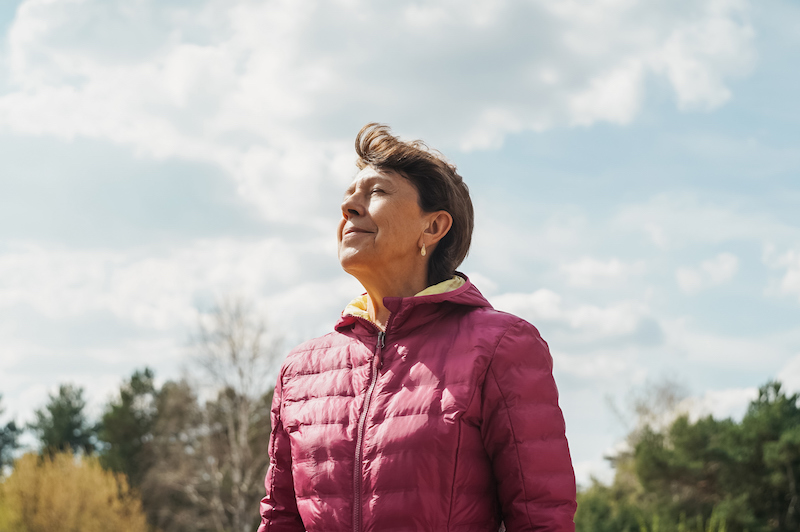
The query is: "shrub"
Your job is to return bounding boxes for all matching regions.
[0,452,148,532]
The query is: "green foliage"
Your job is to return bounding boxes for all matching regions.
[0,394,21,470]
[27,384,97,456]
[97,368,157,488]
[139,379,206,532]
[21,298,277,532]
[578,380,800,532]
[575,478,641,532]
[738,382,800,531]
[138,381,274,532]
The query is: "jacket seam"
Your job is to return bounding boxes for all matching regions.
[463,317,512,430]
[447,420,462,530]
[469,317,523,428]
[284,393,356,405]
[265,369,285,530]
[289,364,353,378]
[265,421,280,530]
[488,319,535,531]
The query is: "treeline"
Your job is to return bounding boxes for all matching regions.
[3,301,799,532]
[0,299,278,532]
[576,381,800,532]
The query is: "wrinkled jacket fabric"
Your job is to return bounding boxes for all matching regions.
[258,277,576,531]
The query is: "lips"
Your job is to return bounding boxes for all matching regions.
[343,225,373,236]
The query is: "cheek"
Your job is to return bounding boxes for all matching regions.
[389,207,423,240]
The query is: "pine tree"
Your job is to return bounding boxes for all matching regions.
[98,368,158,487]
[0,394,21,471]
[28,384,96,456]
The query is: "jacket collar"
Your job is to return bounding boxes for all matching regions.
[334,273,492,336]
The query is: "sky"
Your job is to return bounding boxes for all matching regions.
[1,0,799,486]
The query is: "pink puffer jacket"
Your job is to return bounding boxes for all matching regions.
[258,276,576,531]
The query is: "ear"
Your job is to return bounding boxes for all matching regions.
[421,210,453,248]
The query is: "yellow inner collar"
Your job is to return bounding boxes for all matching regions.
[343,276,465,324]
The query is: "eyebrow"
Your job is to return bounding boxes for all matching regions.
[343,176,390,198]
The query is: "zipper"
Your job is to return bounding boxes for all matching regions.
[352,329,385,532]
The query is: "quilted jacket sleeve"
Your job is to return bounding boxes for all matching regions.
[481,319,577,532]
[257,371,305,532]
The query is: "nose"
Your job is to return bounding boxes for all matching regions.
[341,193,362,219]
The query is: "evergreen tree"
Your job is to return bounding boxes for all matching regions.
[576,380,800,532]
[97,368,157,488]
[139,379,209,532]
[28,384,96,456]
[0,394,21,470]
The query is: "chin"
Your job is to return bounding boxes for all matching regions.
[338,249,358,270]
[339,252,369,278]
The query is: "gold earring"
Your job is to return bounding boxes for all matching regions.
[421,243,427,257]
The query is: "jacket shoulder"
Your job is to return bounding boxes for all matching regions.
[468,306,544,341]
[278,330,356,380]
[286,331,343,357]
[463,308,552,374]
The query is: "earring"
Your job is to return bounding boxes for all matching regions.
[421,243,427,257]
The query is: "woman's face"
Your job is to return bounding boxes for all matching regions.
[338,166,427,279]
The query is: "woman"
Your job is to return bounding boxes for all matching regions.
[258,124,576,531]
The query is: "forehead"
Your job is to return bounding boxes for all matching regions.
[345,167,405,193]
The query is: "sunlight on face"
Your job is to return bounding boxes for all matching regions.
[338,167,426,280]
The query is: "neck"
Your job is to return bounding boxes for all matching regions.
[358,268,429,330]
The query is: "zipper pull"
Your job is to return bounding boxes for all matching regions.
[376,331,385,370]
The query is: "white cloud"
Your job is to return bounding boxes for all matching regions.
[675,267,703,293]
[660,317,791,370]
[569,60,644,126]
[615,194,794,250]
[463,271,499,296]
[0,236,356,423]
[560,257,645,287]
[654,5,755,110]
[778,352,800,393]
[469,212,592,279]
[0,350,167,426]
[573,458,614,487]
[683,386,759,422]
[491,288,652,339]
[764,248,800,301]
[553,350,635,380]
[703,252,739,283]
[0,236,341,332]
[675,252,739,294]
[0,0,756,221]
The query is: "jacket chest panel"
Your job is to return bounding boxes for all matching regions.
[358,339,489,455]
[281,342,374,429]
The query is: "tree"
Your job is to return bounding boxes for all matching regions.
[0,452,148,532]
[188,297,280,532]
[141,382,274,532]
[106,298,278,532]
[0,395,21,471]
[575,478,641,532]
[97,368,158,488]
[576,380,800,532]
[28,384,96,456]
[139,379,210,532]
[763,425,800,530]
[736,382,800,531]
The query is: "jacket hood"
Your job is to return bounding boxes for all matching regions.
[334,273,492,335]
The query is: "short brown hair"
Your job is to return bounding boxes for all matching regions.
[355,123,474,285]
